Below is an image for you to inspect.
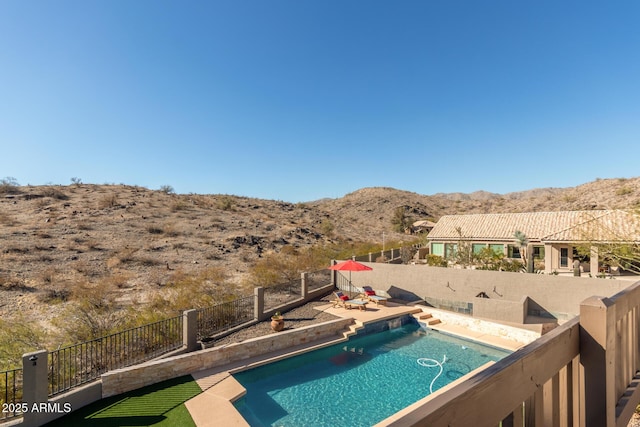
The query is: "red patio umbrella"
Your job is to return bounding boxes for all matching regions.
[328,260,372,289]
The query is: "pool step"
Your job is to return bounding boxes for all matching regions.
[341,321,364,339]
[414,312,442,326]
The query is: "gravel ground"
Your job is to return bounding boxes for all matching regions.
[212,293,340,346]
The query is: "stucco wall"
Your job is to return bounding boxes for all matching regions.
[101,317,354,398]
[345,262,633,321]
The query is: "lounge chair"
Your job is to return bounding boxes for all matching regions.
[359,286,388,306]
[333,291,368,311]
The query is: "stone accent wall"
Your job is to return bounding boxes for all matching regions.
[101,318,354,398]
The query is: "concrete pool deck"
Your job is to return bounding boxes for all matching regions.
[185,301,531,426]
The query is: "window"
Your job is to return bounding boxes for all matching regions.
[445,243,458,259]
[431,243,444,257]
[472,244,486,254]
[560,248,569,268]
[533,246,545,260]
[489,244,504,255]
[508,245,521,258]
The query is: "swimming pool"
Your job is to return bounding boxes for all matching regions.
[233,321,510,426]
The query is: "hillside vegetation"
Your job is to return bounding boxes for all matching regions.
[1,176,639,360]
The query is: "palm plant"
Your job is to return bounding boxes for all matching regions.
[514,230,529,271]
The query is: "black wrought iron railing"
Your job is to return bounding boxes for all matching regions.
[196,296,254,340]
[1,367,23,421]
[48,315,183,397]
[263,281,301,310]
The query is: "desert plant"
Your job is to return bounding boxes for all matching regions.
[41,186,68,200]
[0,317,47,369]
[98,193,118,208]
[0,176,19,194]
[146,225,164,234]
[217,195,235,211]
[426,254,447,267]
[70,177,82,185]
[616,187,634,196]
[391,206,413,233]
[160,185,175,194]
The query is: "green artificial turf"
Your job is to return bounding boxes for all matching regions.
[45,375,201,427]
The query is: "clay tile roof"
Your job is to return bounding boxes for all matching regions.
[427,210,640,243]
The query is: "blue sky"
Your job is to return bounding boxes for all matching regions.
[1,1,639,202]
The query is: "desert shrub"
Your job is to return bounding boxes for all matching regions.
[0,176,19,194]
[143,267,228,315]
[70,177,82,185]
[217,196,235,211]
[320,219,334,236]
[0,317,47,369]
[170,200,188,212]
[426,254,447,267]
[146,224,164,234]
[400,246,417,263]
[159,185,175,194]
[41,186,68,200]
[39,287,71,303]
[98,193,118,209]
[500,259,524,272]
[54,280,123,342]
[391,206,413,233]
[616,187,634,196]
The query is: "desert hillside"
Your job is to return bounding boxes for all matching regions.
[1,176,639,332]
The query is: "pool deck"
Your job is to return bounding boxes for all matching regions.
[185,301,527,426]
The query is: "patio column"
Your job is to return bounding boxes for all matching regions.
[183,309,198,352]
[22,349,49,426]
[544,243,553,274]
[590,246,599,276]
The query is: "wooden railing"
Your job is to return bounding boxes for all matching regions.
[383,280,640,427]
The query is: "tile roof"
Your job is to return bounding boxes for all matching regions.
[427,210,640,243]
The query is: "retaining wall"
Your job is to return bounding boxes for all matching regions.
[101,317,354,398]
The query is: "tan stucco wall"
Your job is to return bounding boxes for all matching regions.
[346,262,632,321]
[101,318,354,398]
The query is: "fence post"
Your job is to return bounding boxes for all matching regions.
[368,252,372,262]
[330,260,336,286]
[255,287,265,321]
[579,296,616,427]
[22,349,48,426]
[183,309,198,352]
[301,272,308,299]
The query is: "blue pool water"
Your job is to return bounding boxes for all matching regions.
[233,322,510,426]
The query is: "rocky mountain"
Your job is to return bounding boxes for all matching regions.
[1,176,639,326]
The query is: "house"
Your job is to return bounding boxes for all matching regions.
[411,219,436,234]
[427,210,640,275]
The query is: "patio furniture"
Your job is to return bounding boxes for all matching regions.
[359,286,388,306]
[333,291,368,311]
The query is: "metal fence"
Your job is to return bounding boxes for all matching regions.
[48,315,183,397]
[196,295,255,340]
[263,280,302,311]
[335,273,360,298]
[306,269,331,292]
[1,368,22,421]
